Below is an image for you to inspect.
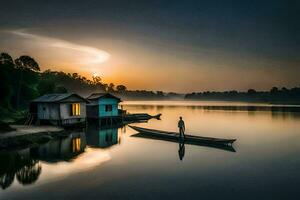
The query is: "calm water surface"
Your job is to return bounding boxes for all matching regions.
[1,101,300,200]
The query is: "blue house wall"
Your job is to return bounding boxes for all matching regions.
[98,98,119,117]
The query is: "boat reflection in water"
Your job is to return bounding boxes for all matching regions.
[86,124,120,148]
[0,131,86,190]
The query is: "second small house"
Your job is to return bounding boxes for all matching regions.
[86,93,122,124]
[30,93,88,125]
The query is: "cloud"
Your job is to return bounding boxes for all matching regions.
[9,30,110,64]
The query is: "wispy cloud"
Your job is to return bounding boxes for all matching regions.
[9,30,110,64]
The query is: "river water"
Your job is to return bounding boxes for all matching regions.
[1,101,300,200]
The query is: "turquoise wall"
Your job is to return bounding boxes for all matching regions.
[98,98,119,117]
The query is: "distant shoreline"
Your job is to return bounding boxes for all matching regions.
[121,99,300,107]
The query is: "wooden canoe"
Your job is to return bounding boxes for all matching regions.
[129,125,236,146]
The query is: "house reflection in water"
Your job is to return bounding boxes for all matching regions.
[72,137,82,153]
[31,132,86,162]
[0,131,87,190]
[86,124,119,148]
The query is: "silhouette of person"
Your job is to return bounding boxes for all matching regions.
[178,116,185,139]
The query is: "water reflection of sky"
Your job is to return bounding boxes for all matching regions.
[1,101,300,199]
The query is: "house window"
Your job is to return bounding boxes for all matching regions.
[71,103,80,116]
[105,105,112,112]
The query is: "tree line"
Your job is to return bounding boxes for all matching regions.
[0,52,177,120]
[185,87,300,104]
[0,52,129,119]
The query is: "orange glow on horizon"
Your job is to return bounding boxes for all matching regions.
[2,30,299,92]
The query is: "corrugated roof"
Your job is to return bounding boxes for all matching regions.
[86,93,121,102]
[32,93,87,103]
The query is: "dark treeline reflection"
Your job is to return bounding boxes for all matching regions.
[0,132,86,189]
[0,125,122,190]
[0,149,41,189]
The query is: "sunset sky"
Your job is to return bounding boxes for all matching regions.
[0,0,299,92]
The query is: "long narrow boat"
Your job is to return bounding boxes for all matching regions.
[129,125,236,146]
[131,132,236,152]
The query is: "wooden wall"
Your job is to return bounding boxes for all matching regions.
[60,102,86,120]
[37,103,60,120]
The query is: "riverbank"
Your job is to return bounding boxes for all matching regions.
[0,125,65,151]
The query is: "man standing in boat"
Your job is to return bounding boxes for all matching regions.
[178,116,185,139]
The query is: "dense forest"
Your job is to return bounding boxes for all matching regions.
[0,52,179,122]
[0,52,181,106]
[0,52,115,121]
